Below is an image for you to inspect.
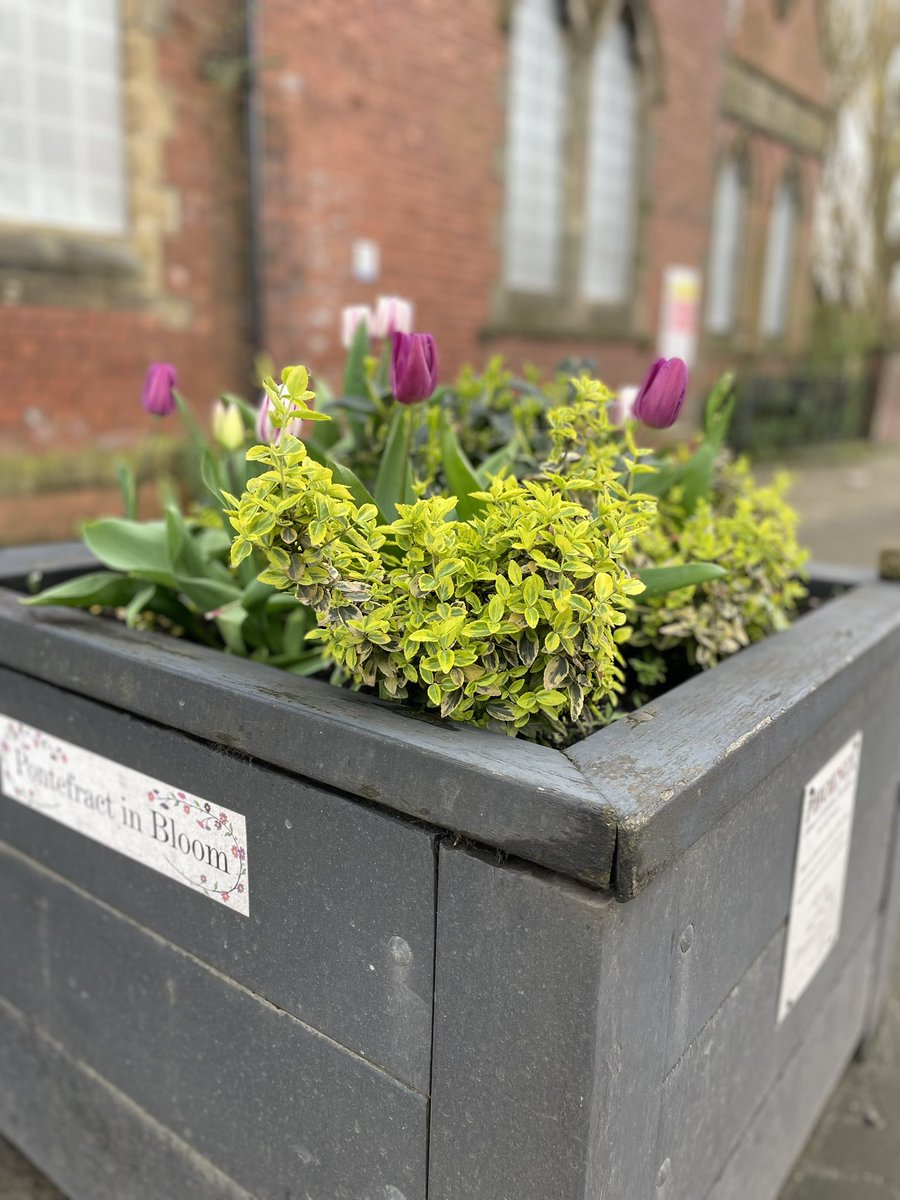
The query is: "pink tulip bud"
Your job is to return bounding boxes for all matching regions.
[390,332,438,405]
[373,296,414,340]
[632,358,688,429]
[141,362,178,416]
[341,305,373,349]
[255,392,313,443]
[609,385,638,426]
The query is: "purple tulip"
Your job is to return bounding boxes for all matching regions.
[141,362,178,416]
[632,357,688,429]
[390,332,438,405]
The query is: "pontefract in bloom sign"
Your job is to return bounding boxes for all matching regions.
[0,715,249,914]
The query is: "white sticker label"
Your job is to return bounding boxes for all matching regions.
[0,715,249,915]
[777,731,862,1021]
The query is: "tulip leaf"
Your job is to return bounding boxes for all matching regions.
[343,319,370,399]
[165,502,206,581]
[374,407,414,519]
[480,438,519,480]
[175,576,242,614]
[304,442,384,519]
[21,570,138,610]
[116,461,137,520]
[637,562,727,597]
[439,417,486,521]
[213,602,249,655]
[123,584,156,629]
[629,458,690,499]
[83,518,175,583]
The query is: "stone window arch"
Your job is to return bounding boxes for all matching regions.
[705,147,752,335]
[493,0,661,338]
[759,167,801,339]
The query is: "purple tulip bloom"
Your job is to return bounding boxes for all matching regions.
[632,357,688,429]
[390,332,438,405]
[141,362,178,416]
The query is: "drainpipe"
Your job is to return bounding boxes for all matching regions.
[243,0,265,363]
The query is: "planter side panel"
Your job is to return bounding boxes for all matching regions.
[703,924,877,1200]
[0,667,436,1092]
[0,843,428,1200]
[659,657,900,1075]
[0,994,254,1200]
[428,845,676,1200]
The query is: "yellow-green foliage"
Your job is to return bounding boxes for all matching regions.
[226,399,655,740]
[630,455,808,680]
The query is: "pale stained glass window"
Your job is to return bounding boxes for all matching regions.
[759,180,798,338]
[581,16,639,304]
[502,0,567,293]
[0,0,127,234]
[705,159,746,333]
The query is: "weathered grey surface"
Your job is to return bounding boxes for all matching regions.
[659,924,879,1200]
[658,672,900,1069]
[568,580,900,897]
[428,844,677,1200]
[704,927,876,1200]
[0,996,254,1200]
[860,790,900,1051]
[779,930,900,1200]
[0,843,428,1200]
[0,667,437,1092]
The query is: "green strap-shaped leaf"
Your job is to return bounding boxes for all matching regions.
[637,562,727,597]
[22,571,139,609]
[304,441,385,519]
[116,461,137,520]
[374,407,414,520]
[343,319,370,399]
[439,415,486,521]
[82,518,175,582]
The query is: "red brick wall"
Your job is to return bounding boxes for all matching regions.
[0,1,251,462]
[257,0,828,402]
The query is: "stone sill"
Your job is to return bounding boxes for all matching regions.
[0,226,143,280]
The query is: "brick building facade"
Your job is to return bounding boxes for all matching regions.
[0,0,832,541]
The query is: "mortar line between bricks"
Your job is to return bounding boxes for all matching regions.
[0,838,431,1100]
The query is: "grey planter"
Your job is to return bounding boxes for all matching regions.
[0,543,898,1200]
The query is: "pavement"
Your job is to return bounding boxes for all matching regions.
[0,440,899,1199]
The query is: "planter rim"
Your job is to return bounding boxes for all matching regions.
[0,543,896,898]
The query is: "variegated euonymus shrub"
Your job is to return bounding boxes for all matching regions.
[226,373,661,742]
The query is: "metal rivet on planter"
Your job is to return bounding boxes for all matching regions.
[679,924,694,953]
[389,936,412,965]
[656,1157,671,1188]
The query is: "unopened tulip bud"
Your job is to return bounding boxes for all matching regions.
[341,305,373,349]
[373,295,414,339]
[141,362,178,416]
[211,399,245,451]
[390,332,438,405]
[632,358,688,429]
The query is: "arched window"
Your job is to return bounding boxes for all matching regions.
[581,13,640,304]
[705,157,747,334]
[501,0,567,294]
[759,177,798,338]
